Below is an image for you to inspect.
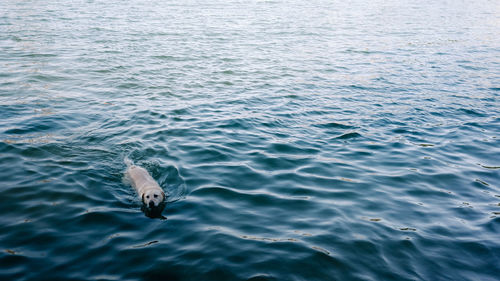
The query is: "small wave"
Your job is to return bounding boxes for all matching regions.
[246,274,278,281]
[191,186,313,211]
[335,132,362,139]
[21,53,57,58]
[131,240,159,248]
[478,164,500,170]
[459,108,487,117]
[313,122,354,129]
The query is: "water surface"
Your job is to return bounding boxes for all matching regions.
[1,0,499,280]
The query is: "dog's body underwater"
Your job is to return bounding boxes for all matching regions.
[125,158,165,215]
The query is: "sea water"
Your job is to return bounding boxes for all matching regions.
[1,0,499,280]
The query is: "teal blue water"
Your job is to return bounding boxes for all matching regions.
[1,0,499,280]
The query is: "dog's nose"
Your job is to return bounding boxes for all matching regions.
[149,201,155,208]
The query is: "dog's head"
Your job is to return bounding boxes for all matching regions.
[142,189,165,209]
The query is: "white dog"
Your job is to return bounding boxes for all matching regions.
[125,158,165,212]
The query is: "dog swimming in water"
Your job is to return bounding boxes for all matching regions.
[125,158,166,218]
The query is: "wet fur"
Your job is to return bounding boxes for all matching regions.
[125,158,165,215]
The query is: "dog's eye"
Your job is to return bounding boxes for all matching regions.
[154,194,158,198]
[146,195,150,199]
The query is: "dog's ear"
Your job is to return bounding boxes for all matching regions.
[142,194,145,203]
[161,191,165,200]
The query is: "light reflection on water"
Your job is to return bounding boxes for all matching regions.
[1,0,499,280]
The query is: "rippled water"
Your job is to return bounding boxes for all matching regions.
[1,0,499,280]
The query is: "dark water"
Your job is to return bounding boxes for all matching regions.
[1,0,499,280]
